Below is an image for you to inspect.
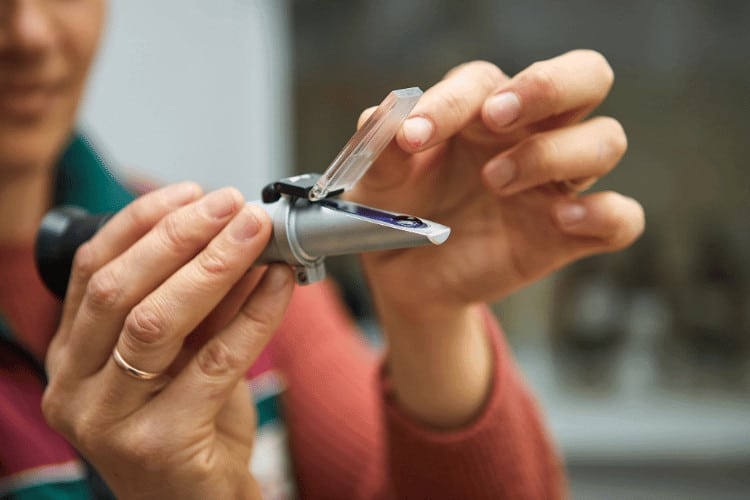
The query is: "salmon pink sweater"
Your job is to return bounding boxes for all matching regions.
[0,245,564,499]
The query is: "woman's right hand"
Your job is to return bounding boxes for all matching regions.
[41,182,294,499]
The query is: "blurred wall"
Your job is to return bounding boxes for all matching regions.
[80,0,292,199]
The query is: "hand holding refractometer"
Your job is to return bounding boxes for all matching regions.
[35,88,451,299]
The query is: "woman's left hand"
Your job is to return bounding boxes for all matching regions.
[349,50,644,427]
[352,50,644,323]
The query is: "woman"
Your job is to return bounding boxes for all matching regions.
[0,0,643,498]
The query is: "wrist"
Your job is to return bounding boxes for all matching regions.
[380,303,494,428]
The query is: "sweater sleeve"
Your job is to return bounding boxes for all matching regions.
[382,307,565,499]
[271,282,564,499]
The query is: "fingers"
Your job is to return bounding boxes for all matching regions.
[186,266,268,351]
[357,106,377,129]
[554,191,645,255]
[481,49,614,132]
[55,183,202,351]
[395,60,507,152]
[156,264,294,422]
[110,203,273,379]
[64,188,246,378]
[482,116,627,196]
[357,50,613,162]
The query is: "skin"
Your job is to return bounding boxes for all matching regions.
[0,0,644,498]
[352,53,644,426]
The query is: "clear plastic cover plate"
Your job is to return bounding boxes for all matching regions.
[309,87,422,201]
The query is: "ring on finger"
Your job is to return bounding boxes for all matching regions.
[112,347,163,381]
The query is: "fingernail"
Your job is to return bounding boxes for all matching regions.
[486,92,521,127]
[230,205,261,241]
[402,116,434,148]
[201,189,238,219]
[556,202,587,227]
[484,157,516,192]
[167,182,200,205]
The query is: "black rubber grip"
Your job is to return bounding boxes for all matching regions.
[35,206,112,300]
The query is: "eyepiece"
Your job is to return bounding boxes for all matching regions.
[35,207,111,299]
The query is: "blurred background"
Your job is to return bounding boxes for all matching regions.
[80,0,750,498]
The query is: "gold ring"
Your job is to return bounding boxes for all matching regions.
[112,347,162,381]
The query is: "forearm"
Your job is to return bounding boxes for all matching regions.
[376,299,494,428]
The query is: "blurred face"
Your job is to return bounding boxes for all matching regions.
[0,0,104,174]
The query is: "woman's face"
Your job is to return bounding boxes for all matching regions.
[0,0,105,173]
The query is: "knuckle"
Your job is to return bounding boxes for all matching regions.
[71,242,97,282]
[41,385,67,432]
[157,182,202,208]
[47,409,93,454]
[159,213,195,254]
[86,267,123,310]
[44,346,63,379]
[606,117,628,155]
[438,90,470,127]
[226,187,245,206]
[467,60,505,86]
[186,454,215,483]
[527,61,561,108]
[196,246,233,279]
[603,195,645,249]
[586,50,615,89]
[447,60,505,82]
[571,49,614,92]
[71,409,102,454]
[442,61,471,79]
[628,203,647,241]
[596,117,628,163]
[43,387,99,454]
[124,199,154,231]
[238,301,277,337]
[196,338,242,379]
[526,134,559,179]
[123,303,168,347]
[116,422,167,470]
[201,189,243,220]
